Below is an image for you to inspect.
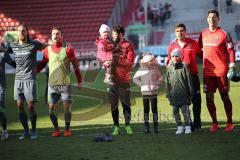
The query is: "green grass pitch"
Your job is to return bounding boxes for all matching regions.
[0,64,240,160]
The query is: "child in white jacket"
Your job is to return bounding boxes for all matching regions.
[133,53,162,133]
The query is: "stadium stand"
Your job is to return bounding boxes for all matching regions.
[0,0,118,50]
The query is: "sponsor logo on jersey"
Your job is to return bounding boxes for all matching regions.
[203,42,218,47]
[14,50,31,55]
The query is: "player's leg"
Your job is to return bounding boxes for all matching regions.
[63,101,72,137]
[108,85,120,135]
[218,76,234,132]
[27,101,37,139]
[0,90,8,140]
[15,80,29,139]
[62,85,72,137]
[0,90,7,130]
[204,77,219,132]
[119,83,133,134]
[17,99,30,139]
[48,86,61,137]
[24,80,38,139]
[191,75,202,129]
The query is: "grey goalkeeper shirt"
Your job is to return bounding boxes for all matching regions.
[8,39,44,81]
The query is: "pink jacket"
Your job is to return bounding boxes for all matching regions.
[133,64,162,95]
[96,37,114,62]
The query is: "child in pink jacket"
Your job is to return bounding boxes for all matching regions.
[133,53,162,133]
[96,24,114,85]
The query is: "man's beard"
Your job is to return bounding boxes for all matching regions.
[113,37,120,43]
[19,35,27,41]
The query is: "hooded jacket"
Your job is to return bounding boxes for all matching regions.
[96,37,114,62]
[133,63,162,95]
[166,61,193,106]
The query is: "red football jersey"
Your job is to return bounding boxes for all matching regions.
[198,27,235,77]
[167,38,202,75]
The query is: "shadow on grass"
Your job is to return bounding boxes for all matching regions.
[7,121,240,137]
[2,122,240,160]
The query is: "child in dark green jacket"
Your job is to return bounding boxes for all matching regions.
[166,48,193,134]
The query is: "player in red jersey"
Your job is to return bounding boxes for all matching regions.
[37,27,82,137]
[167,23,202,131]
[198,9,235,132]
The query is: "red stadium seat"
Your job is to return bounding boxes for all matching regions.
[0,0,116,50]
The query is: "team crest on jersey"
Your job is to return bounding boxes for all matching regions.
[15,50,31,55]
[214,37,220,42]
[187,43,192,48]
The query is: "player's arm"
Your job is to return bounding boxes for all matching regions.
[167,45,172,66]
[165,68,171,99]
[225,32,235,64]
[184,64,194,97]
[1,43,13,54]
[5,52,16,68]
[66,46,82,88]
[35,40,49,51]
[194,40,203,59]
[36,48,49,73]
[115,43,135,67]
[0,46,7,52]
[197,32,203,55]
[225,32,236,79]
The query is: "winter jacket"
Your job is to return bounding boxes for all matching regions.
[112,38,135,83]
[96,37,114,62]
[166,61,193,106]
[133,63,162,95]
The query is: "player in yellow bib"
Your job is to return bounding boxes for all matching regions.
[37,27,82,137]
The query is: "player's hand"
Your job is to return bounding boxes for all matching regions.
[0,47,6,52]
[230,72,240,82]
[77,82,82,90]
[103,61,111,67]
[227,63,235,80]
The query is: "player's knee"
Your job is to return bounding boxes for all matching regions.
[206,93,214,104]
[49,109,54,115]
[220,93,230,102]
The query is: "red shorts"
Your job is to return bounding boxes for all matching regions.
[203,76,229,93]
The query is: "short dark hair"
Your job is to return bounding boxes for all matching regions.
[52,26,63,34]
[112,24,125,35]
[208,9,219,18]
[175,23,186,31]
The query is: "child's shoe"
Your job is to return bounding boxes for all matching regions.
[175,126,184,134]
[185,126,192,134]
